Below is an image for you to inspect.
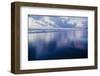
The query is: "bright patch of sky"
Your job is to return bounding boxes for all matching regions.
[28,15,88,29]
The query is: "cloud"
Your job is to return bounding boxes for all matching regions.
[42,16,55,25]
[28,15,88,29]
[67,17,88,27]
[29,16,57,29]
[29,17,43,28]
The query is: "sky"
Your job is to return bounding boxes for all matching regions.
[28,15,88,29]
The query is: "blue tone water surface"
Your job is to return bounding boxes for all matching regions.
[28,29,88,61]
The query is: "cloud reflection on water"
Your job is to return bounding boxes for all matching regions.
[28,15,88,60]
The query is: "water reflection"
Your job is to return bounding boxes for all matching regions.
[28,29,88,61]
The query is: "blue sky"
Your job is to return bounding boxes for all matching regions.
[28,15,88,29]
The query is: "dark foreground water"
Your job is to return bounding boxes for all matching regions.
[28,29,88,61]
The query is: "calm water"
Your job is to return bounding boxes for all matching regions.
[28,29,88,61]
